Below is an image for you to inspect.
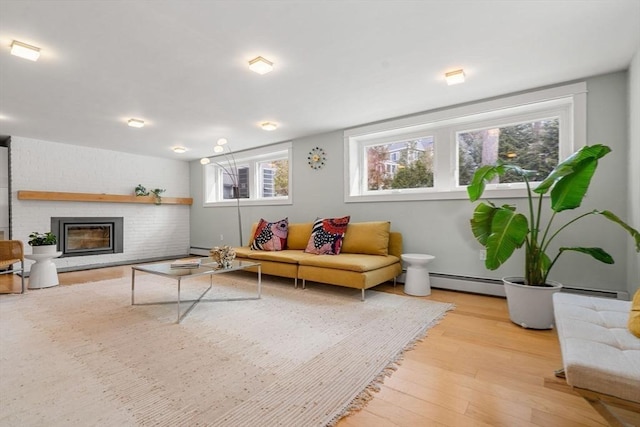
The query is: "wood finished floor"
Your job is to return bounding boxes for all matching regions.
[0,266,630,426]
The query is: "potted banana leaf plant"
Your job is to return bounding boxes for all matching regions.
[467,144,640,329]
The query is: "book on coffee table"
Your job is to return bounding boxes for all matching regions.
[170,258,202,269]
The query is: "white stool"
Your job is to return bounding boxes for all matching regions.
[25,252,62,289]
[401,253,435,296]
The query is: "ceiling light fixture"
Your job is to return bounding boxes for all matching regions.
[10,40,41,61]
[249,56,273,75]
[261,122,278,131]
[173,146,186,154]
[445,69,465,85]
[127,118,145,128]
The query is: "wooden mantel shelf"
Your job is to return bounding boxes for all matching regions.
[17,190,193,205]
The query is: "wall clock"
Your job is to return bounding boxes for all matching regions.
[307,147,326,170]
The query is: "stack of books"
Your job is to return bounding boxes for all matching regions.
[170,258,202,269]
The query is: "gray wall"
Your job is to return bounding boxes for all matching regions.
[628,48,640,295]
[190,71,637,293]
[0,147,8,239]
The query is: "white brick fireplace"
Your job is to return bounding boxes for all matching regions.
[10,137,191,272]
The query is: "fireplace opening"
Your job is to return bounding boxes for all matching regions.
[51,217,124,257]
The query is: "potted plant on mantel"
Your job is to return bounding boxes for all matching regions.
[467,144,640,329]
[28,231,58,255]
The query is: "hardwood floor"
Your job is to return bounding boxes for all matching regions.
[0,266,632,426]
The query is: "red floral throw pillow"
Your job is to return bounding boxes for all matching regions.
[304,216,351,255]
[250,218,289,251]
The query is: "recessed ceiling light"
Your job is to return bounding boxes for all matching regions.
[10,40,41,61]
[127,118,145,128]
[249,56,273,75]
[445,69,465,85]
[261,121,278,131]
[173,146,186,154]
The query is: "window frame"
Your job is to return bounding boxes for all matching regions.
[344,82,587,203]
[202,141,293,207]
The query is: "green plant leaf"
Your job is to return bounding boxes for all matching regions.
[484,209,528,270]
[467,165,498,202]
[467,163,537,202]
[470,202,498,245]
[535,144,610,197]
[559,247,614,264]
[549,157,597,212]
[599,210,640,252]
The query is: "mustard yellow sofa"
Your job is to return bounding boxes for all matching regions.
[234,221,403,300]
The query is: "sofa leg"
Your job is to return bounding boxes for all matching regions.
[294,277,298,289]
[361,289,365,301]
[302,279,306,289]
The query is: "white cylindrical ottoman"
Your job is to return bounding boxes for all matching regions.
[401,253,435,296]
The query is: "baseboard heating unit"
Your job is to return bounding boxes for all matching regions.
[401,272,630,300]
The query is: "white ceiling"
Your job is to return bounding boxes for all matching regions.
[1,0,639,161]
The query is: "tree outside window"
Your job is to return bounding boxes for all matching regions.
[457,118,559,186]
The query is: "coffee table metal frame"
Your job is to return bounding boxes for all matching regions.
[131,258,261,323]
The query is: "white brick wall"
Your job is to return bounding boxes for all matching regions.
[10,136,191,272]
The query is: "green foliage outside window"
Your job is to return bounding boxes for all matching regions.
[273,159,289,196]
[458,118,559,186]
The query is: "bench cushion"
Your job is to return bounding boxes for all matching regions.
[553,292,640,403]
[298,253,399,273]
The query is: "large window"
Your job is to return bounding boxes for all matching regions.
[345,82,586,202]
[203,142,292,206]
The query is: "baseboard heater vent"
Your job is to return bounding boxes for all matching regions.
[559,285,629,301]
[406,272,629,300]
[428,273,506,297]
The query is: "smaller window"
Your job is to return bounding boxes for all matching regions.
[203,142,292,206]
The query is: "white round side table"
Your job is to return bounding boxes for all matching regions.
[401,253,435,296]
[25,252,63,289]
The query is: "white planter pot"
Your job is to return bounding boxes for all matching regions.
[31,245,58,255]
[503,277,562,330]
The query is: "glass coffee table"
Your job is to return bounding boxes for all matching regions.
[131,257,261,323]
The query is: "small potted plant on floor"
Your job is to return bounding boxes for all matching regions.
[467,144,640,329]
[28,231,58,255]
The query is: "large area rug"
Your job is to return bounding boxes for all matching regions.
[0,272,453,426]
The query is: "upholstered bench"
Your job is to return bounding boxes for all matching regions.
[553,292,640,425]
